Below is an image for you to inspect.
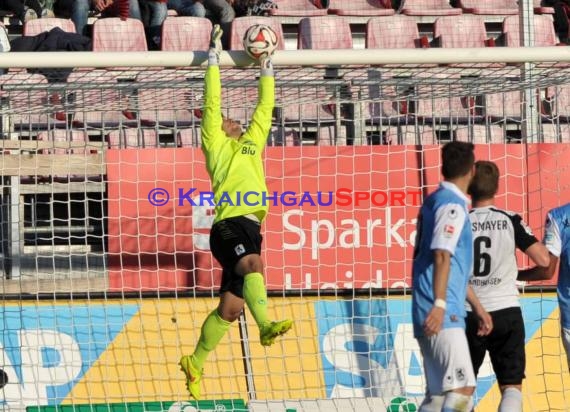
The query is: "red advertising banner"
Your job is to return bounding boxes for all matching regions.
[106,144,555,292]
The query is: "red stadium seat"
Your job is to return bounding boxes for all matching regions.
[107,128,159,148]
[0,72,64,131]
[433,15,493,48]
[92,18,147,52]
[534,0,554,14]
[365,70,412,127]
[315,125,338,145]
[177,128,202,147]
[161,17,212,51]
[327,0,394,16]
[385,125,438,145]
[456,0,518,15]
[298,16,352,49]
[545,85,570,122]
[366,16,426,49]
[66,70,128,129]
[269,0,327,16]
[230,16,285,51]
[502,14,558,47]
[455,125,505,143]
[134,70,195,128]
[542,123,570,142]
[23,18,76,36]
[399,0,462,16]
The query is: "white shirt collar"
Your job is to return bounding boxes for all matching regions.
[440,181,471,204]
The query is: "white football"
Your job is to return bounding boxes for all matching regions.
[243,24,278,60]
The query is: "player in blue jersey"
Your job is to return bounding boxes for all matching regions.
[412,141,492,412]
[518,202,570,371]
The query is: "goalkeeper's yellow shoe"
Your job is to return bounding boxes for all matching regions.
[179,355,203,400]
[260,319,293,346]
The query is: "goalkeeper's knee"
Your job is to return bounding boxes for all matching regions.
[442,391,473,412]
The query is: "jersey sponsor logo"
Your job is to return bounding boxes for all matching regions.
[469,277,502,287]
[444,224,455,237]
[241,141,257,156]
[455,367,466,382]
[448,208,459,219]
[234,244,246,256]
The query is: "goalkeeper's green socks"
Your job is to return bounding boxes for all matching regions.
[243,272,269,327]
[191,310,231,371]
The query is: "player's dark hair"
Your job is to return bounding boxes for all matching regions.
[441,141,475,180]
[468,160,499,201]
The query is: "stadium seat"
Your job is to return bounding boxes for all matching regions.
[230,16,285,51]
[433,15,494,48]
[365,70,412,127]
[502,14,558,46]
[327,0,394,16]
[399,0,462,16]
[544,85,570,122]
[107,128,159,148]
[542,123,570,142]
[92,18,148,52]
[484,89,523,123]
[222,84,262,127]
[315,125,338,145]
[133,70,195,128]
[534,0,554,14]
[66,70,128,129]
[177,128,201,147]
[0,72,64,131]
[366,16,427,49]
[455,125,505,143]
[269,0,328,16]
[270,127,301,146]
[161,17,212,51]
[414,94,478,126]
[385,125,437,145]
[456,0,518,15]
[23,18,76,36]
[298,16,352,49]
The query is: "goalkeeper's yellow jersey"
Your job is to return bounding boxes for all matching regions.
[201,65,275,224]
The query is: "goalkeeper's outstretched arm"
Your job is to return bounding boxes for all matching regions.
[246,55,275,149]
[201,24,225,153]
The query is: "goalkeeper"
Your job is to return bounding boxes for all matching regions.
[179,25,293,400]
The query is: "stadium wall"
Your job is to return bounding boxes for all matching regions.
[1,295,566,411]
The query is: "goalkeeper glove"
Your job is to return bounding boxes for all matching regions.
[208,24,223,66]
[260,55,274,77]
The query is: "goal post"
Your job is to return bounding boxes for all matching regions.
[1,44,570,411]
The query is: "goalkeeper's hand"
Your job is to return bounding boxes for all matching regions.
[260,54,274,77]
[208,24,223,66]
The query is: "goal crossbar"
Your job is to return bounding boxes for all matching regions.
[1,47,570,68]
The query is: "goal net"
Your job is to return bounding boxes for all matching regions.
[2,12,570,412]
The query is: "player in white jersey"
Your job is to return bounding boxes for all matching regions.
[467,161,550,412]
[519,201,570,371]
[412,142,492,412]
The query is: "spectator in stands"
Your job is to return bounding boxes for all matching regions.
[71,0,142,37]
[167,0,234,46]
[1,0,52,23]
[232,0,277,17]
[139,0,167,49]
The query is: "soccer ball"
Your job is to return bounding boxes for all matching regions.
[243,24,278,60]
